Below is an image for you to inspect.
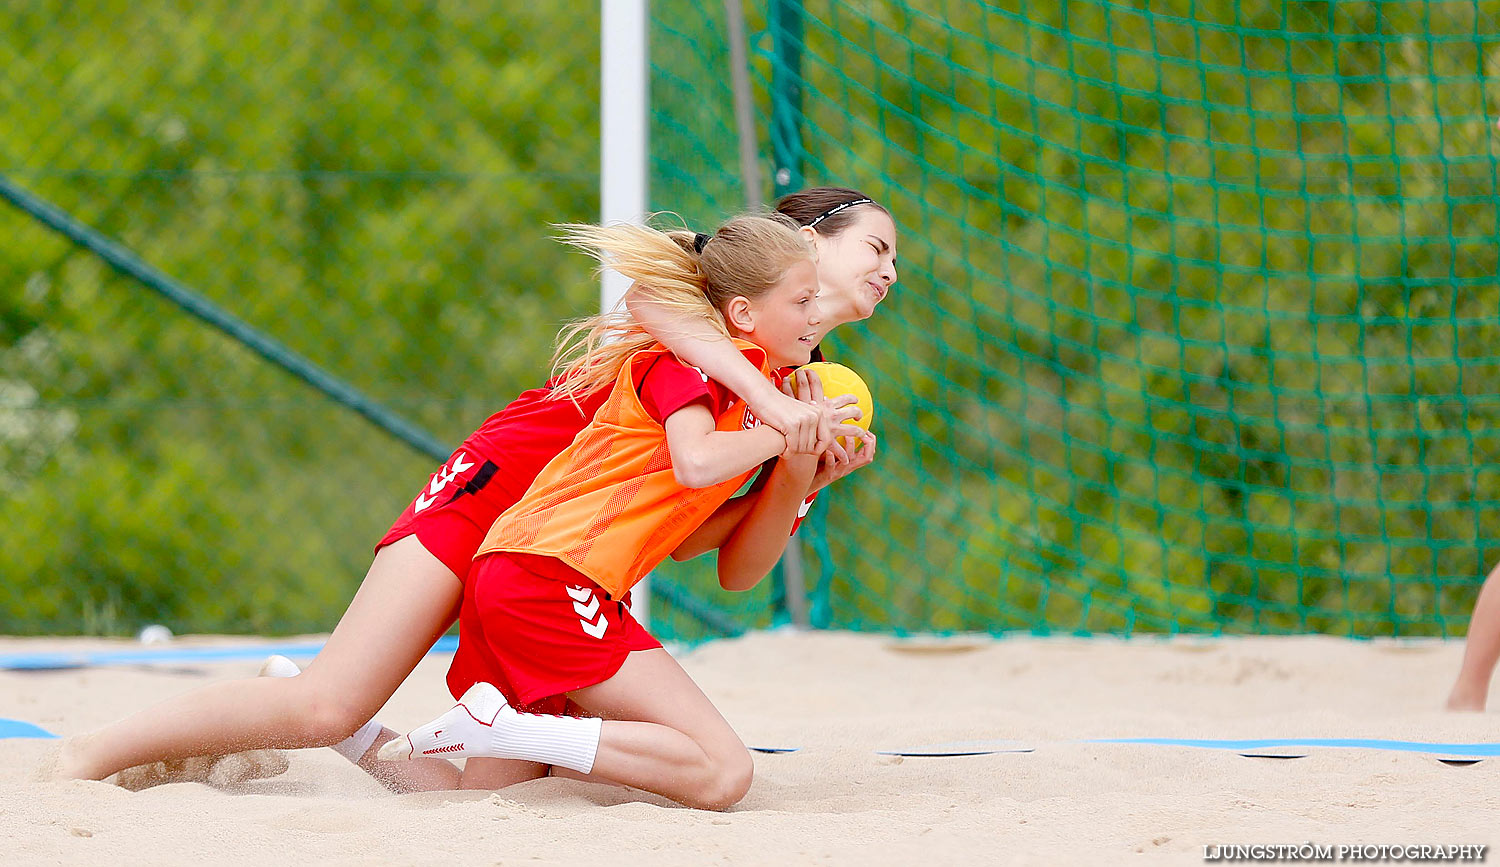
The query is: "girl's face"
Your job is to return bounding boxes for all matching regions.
[807,208,899,329]
[727,259,823,370]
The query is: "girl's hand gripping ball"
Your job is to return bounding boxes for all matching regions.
[794,361,874,448]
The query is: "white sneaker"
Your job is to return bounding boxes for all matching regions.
[377,682,509,762]
[258,654,301,678]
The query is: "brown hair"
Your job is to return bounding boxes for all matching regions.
[550,213,815,401]
[774,186,890,237]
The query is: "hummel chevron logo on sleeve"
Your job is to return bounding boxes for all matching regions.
[414,452,476,513]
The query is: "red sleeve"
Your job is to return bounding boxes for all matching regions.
[638,355,734,423]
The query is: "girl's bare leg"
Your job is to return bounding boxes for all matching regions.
[429,649,752,809]
[57,536,465,791]
[456,757,551,790]
[1447,560,1500,711]
[566,649,753,809]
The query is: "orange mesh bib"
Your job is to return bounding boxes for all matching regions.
[476,341,770,599]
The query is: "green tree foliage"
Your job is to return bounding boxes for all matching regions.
[1,1,600,634]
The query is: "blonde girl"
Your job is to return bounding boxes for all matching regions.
[378,214,858,809]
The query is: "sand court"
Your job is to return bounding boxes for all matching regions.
[2,630,1496,865]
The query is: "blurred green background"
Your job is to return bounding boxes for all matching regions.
[4,1,1499,641]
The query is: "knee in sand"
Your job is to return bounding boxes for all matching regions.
[694,747,754,811]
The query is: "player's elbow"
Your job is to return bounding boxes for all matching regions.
[718,575,757,593]
[672,454,721,489]
[670,543,702,562]
[672,464,705,489]
[621,283,649,315]
[717,561,770,592]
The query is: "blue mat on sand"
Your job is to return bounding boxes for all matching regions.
[0,718,57,739]
[1088,737,1500,757]
[873,737,1499,758]
[0,636,459,671]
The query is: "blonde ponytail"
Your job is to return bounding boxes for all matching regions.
[550,214,813,402]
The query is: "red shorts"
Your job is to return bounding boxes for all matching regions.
[447,553,661,714]
[376,447,517,579]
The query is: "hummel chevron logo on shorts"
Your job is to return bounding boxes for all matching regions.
[566,584,609,639]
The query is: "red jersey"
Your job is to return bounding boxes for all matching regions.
[465,381,609,505]
[376,381,609,578]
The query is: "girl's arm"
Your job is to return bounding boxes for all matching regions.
[663,403,787,488]
[628,292,828,453]
[714,454,819,592]
[672,426,877,562]
[671,384,877,560]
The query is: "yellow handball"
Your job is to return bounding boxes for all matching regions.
[793,361,874,447]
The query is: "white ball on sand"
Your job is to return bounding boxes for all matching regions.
[137,624,173,645]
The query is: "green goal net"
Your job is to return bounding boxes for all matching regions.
[647,0,1500,640]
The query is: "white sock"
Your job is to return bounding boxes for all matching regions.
[259,654,385,764]
[377,682,602,774]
